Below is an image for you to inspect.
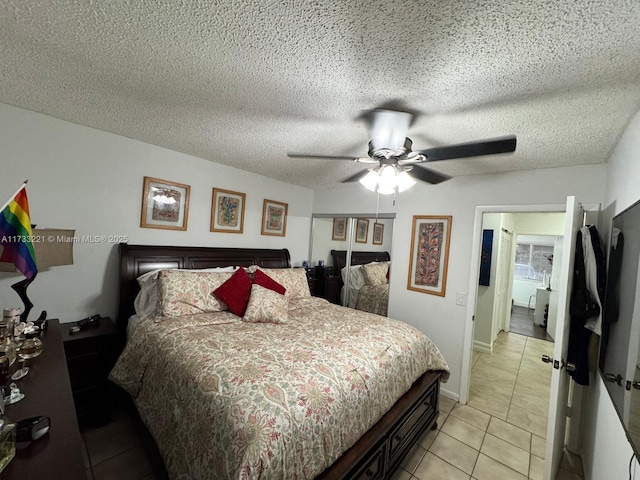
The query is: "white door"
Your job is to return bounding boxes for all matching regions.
[543,196,583,480]
[494,228,513,335]
[546,236,565,341]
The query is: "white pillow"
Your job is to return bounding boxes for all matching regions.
[133,266,237,321]
[340,264,366,291]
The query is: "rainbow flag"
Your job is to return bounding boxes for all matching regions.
[0,184,37,279]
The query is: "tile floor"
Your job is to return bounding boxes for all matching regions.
[82,331,584,480]
[81,393,168,480]
[392,331,585,480]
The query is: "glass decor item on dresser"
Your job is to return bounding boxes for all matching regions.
[0,389,16,474]
[0,325,16,368]
[11,330,43,381]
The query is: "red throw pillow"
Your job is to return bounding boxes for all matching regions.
[253,269,286,295]
[213,268,252,316]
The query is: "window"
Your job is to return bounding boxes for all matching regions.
[515,243,554,280]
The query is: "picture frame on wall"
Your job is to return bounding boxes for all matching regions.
[261,199,288,237]
[407,215,452,296]
[355,218,369,243]
[332,217,347,241]
[210,188,246,234]
[140,176,190,231]
[372,222,384,245]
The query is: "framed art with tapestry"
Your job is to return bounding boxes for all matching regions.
[210,188,246,234]
[140,176,190,231]
[355,218,369,243]
[332,217,347,241]
[261,199,288,237]
[407,215,452,296]
[373,222,384,245]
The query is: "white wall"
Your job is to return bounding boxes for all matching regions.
[581,108,640,479]
[0,103,313,323]
[313,163,606,399]
[474,213,501,351]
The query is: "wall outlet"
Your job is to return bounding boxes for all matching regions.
[456,292,467,306]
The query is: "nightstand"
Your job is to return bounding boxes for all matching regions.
[61,317,116,428]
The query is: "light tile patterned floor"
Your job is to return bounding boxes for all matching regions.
[391,331,585,480]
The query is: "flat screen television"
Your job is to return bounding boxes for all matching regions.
[599,198,640,455]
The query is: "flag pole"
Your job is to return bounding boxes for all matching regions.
[0,180,28,214]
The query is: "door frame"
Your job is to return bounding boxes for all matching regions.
[460,203,568,405]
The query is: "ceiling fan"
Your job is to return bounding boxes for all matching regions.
[288,107,517,194]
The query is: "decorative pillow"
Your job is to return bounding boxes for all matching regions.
[242,284,288,324]
[362,262,389,286]
[253,269,286,295]
[156,269,235,317]
[256,267,310,298]
[213,268,253,317]
[137,267,238,320]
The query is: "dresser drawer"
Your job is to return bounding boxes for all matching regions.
[352,442,386,480]
[388,381,438,464]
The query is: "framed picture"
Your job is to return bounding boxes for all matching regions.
[355,218,369,243]
[261,199,288,237]
[210,188,246,234]
[140,176,190,231]
[373,222,384,245]
[407,215,452,296]
[332,217,347,241]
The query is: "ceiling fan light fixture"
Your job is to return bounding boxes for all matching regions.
[359,170,380,192]
[376,165,398,195]
[396,170,417,192]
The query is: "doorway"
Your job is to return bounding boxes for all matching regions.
[467,211,563,441]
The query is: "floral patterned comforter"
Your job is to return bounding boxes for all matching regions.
[354,284,389,316]
[109,296,449,480]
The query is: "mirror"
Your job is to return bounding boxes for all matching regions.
[599,198,640,456]
[309,215,394,315]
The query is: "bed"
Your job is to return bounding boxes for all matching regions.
[331,250,391,316]
[110,243,449,480]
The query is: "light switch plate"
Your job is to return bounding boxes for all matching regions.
[456,292,467,306]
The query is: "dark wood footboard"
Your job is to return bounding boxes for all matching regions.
[318,370,441,480]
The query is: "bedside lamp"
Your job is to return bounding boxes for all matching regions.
[0,228,74,322]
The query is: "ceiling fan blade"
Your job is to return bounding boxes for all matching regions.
[409,165,451,185]
[341,170,370,183]
[288,153,378,164]
[287,153,363,161]
[415,136,517,161]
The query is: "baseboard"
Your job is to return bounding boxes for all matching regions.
[513,301,531,308]
[473,340,492,354]
[440,387,459,402]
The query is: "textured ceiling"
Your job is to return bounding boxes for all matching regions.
[1,1,639,189]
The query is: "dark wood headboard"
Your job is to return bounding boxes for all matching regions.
[117,243,291,345]
[330,250,391,275]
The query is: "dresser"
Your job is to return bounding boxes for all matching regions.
[1,319,86,480]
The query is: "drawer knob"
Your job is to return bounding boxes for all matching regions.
[394,434,403,442]
[365,469,375,478]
